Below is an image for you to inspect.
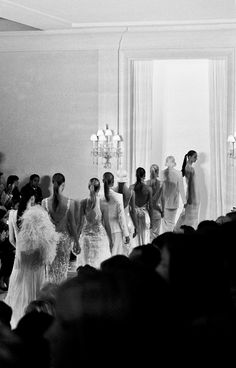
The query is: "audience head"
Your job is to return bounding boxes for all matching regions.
[6,175,19,189]
[165,155,176,168]
[30,174,40,188]
[88,178,100,209]
[25,300,55,317]
[216,215,231,225]
[100,255,131,274]
[181,150,197,177]
[197,220,219,235]
[37,282,59,309]
[179,225,195,234]
[103,172,114,202]
[129,244,161,270]
[52,173,65,211]
[0,301,12,329]
[76,264,97,277]
[0,172,5,194]
[48,265,170,367]
[15,311,54,341]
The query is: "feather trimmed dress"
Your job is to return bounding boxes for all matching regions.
[43,198,73,284]
[5,206,58,328]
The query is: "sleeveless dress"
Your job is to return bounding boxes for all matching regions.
[44,198,72,284]
[79,199,111,269]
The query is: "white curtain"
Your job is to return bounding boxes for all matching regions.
[129,60,153,184]
[209,59,228,218]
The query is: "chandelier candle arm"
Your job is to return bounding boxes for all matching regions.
[227,133,236,159]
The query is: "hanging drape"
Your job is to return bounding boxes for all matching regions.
[129,60,154,184]
[209,59,228,218]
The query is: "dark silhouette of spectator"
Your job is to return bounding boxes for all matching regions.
[14,312,53,368]
[129,243,161,270]
[76,264,97,277]
[47,263,173,367]
[0,301,12,329]
[25,300,55,317]
[0,210,15,291]
[4,175,20,210]
[20,174,43,205]
[197,220,219,234]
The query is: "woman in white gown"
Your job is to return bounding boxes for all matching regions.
[77,178,112,268]
[5,205,59,328]
[130,167,153,247]
[42,173,80,284]
[178,150,200,230]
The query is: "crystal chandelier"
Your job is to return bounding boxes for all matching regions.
[90,125,122,168]
[227,133,236,159]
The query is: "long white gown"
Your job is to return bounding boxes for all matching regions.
[175,164,200,231]
[42,198,73,284]
[5,206,58,328]
[78,198,111,269]
[184,164,200,229]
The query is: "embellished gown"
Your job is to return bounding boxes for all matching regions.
[79,199,111,269]
[43,198,72,284]
[5,206,58,328]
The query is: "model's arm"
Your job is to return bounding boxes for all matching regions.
[117,197,130,243]
[147,187,153,228]
[100,200,113,253]
[68,200,81,254]
[76,199,86,238]
[8,211,16,247]
[178,172,187,206]
[129,191,138,237]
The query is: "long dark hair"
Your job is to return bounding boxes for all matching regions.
[52,173,65,211]
[103,172,114,202]
[149,164,159,193]
[181,150,196,177]
[134,167,146,192]
[17,191,36,229]
[88,178,100,209]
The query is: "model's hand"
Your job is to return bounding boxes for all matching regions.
[125,236,130,244]
[73,242,81,255]
[109,240,113,253]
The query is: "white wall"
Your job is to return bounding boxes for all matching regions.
[0,50,99,199]
[152,59,210,221]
